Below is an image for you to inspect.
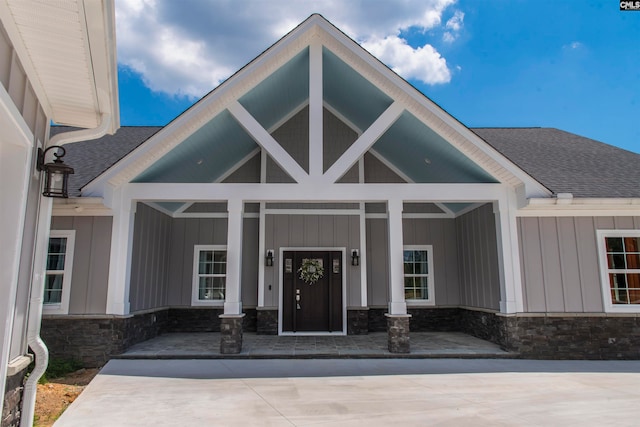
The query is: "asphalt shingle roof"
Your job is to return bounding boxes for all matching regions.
[53,125,640,199]
[472,128,640,198]
[51,126,161,196]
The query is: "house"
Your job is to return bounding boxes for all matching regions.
[0,1,118,426]
[42,14,640,366]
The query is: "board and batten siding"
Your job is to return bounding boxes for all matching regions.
[518,216,640,313]
[0,22,48,143]
[129,203,172,312]
[455,203,501,310]
[366,219,389,307]
[50,216,112,314]
[403,218,460,305]
[264,214,361,307]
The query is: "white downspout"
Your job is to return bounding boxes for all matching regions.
[21,113,112,427]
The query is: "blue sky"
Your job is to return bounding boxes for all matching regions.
[116,1,639,154]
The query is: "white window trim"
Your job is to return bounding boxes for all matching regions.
[596,230,640,313]
[403,244,435,306]
[191,245,227,306]
[43,230,75,315]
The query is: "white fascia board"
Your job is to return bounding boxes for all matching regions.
[314,20,550,198]
[0,83,34,147]
[51,198,112,216]
[517,197,640,217]
[82,0,120,133]
[123,182,508,204]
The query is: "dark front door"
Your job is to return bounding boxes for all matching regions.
[282,251,343,333]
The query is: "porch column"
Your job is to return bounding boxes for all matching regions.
[493,189,524,314]
[220,199,244,354]
[386,199,410,353]
[105,189,135,315]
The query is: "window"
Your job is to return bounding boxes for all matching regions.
[192,245,227,305]
[597,231,640,312]
[403,245,434,305]
[43,230,75,314]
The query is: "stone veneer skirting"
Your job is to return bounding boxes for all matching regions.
[2,366,29,427]
[40,307,640,366]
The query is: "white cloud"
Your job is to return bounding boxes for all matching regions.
[443,10,464,43]
[116,0,462,98]
[362,36,451,84]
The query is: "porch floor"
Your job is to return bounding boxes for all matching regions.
[118,332,514,359]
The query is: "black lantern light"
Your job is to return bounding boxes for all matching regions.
[265,249,274,267]
[37,146,74,198]
[351,249,360,266]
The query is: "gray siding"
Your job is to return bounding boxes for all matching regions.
[0,22,47,142]
[455,204,501,310]
[403,218,460,305]
[241,218,259,306]
[323,108,357,172]
[50,216,113,314]
[129,203,172,312]
[272,106,309,172]
[364,152,407,183]
[366,219,389,306]
[167,217,228,306]
[518,216,640,313]
[222,152,260,183]
[264,215,361,307]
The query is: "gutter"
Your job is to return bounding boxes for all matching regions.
[21,113,113,427]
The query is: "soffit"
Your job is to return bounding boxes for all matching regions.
[2,0,118,130]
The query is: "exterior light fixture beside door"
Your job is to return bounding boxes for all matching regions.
[351,249,360,266]
[265,249,274,266]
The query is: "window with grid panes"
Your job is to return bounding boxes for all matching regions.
[193,245,227,304]
[403,245,434,303]
[44,230,75,314]
[603,235,640,306]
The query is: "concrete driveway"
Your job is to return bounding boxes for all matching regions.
[55,359,640,426]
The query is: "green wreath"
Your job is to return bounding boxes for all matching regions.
[298,258,324,284]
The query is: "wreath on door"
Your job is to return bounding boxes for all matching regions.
[298,258,324,284]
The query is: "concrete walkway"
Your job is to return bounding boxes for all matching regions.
[119,332,511,359]
[55,359,640,426]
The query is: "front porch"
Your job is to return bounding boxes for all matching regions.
[117,331,512,359]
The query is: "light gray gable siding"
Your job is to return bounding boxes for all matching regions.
[0,22,47,144]
[518,216,640,313]
[455,204,501,310]
[50,216,112,314]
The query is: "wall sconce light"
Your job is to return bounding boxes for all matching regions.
[37,146,74,198]
[351,249,360,266]
[265,249,274,267]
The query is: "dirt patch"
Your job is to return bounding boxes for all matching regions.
[34,368,99,427]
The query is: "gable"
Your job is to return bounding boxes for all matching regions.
[82,14,549,198]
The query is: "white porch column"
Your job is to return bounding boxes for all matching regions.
[105,188,135,315]
[224,199,244,315]
[387,199,407,315]
[494,189,525,313]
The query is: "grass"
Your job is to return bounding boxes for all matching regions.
[38,358,83,384]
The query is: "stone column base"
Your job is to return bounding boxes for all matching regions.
[219,314,245,354]
[385,314,411,353]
